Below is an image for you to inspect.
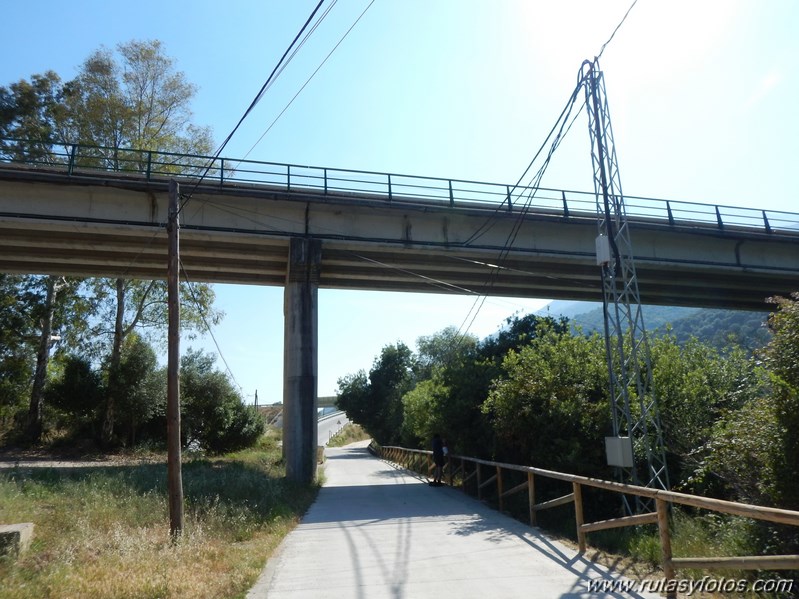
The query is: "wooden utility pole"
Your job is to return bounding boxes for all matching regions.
[167,180,184,538]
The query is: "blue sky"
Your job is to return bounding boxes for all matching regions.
[3,1,797,400]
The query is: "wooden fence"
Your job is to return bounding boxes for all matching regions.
[378,444,799,598]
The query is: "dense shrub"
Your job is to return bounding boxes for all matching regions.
[181,349,264,453]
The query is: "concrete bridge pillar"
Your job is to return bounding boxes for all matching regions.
[283,237,321,483]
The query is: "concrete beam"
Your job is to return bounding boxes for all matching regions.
[0,169,797,310]
[282,237,321,483]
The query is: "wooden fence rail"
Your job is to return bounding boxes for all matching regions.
[377,444,799,599]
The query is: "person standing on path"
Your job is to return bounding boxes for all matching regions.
[431,433,444,486]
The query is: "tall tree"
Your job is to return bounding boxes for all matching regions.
[0,275,36,429]
[114,333,165,446]
[764,293,799,509]
[0,71,65,161]
[649,333,764,493]
[0,275,91,442]
[1,40,219,445]
[484,326,609,474]
[45,354,104,435]
[60,40,212,166]
[92,278,221,444]
[414,326,477,380]
[402,327,478,446]
[26,276,67,441]
[60,40,215,443]
[337,343,416,445]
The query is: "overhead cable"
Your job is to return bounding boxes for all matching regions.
[179,259,243,393]
[454,80,584,339]
[454,0,641,339]
[238,0,376,163]
[179,0,327,213]
[597,0,639,59]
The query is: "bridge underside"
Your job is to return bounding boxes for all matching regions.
[2,167,798,484]
[1,168,797,311]
[1,223,794,310]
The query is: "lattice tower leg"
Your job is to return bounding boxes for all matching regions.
[581,59,669,513]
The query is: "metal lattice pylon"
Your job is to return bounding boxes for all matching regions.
[580,59,669,510]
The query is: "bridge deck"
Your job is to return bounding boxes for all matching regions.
[248,442,660,599]
[1,159,798,310]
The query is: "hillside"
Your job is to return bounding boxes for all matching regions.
[539,301,769,350]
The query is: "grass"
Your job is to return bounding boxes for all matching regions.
[0,430,319,599]
[613,509,796,598]
[326,423,370,448]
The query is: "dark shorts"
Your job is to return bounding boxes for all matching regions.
[433,454,445,467]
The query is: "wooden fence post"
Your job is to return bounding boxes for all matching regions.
[573,482,586,553]
[477,463,483,500]
[528,472,536,526]
[497,466,505,512]
[657,498,676,599]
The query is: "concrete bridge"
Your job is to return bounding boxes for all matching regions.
[1,144,798,482]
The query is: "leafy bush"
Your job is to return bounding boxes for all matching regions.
[483,325,609,474]
[181,349,264,453]
[45,353,104,436]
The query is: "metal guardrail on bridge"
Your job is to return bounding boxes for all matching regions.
[1,137,798,237]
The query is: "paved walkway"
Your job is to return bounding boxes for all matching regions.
[248,442,662,599]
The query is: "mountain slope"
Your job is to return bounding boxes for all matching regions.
[538,301,769,349]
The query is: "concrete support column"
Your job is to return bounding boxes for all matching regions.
[283,237,321,483]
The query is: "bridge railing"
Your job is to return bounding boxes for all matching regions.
[1,137,797,236]
[378,444,799,598]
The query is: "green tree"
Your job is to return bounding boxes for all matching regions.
[649,333,764,492]
[0,71,66,161]
[438,314,567,459]
[335,371,371,432]
[0,40,218,445]
[483,326,609,474]
[53,40,215,443]
[764,293,799,509]
[112,333,165,446]
[181,349,263,453]
[415,326,477,379]
[369,343,416,444]
[60,40,212,168]
[337,343,416,445]
[0,275,93,442]
[0,275,36,431]
[401,327,477,447]
[45,354,104,436]
[92,278,221,444]
[24,276,82,441]
[704,395,780,505]
[401,376,450,447]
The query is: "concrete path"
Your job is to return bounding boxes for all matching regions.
[248,442,662,599]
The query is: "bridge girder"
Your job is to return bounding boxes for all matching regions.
[0,167,797,310]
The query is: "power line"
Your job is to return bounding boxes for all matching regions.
[263,1,339,101]
[123,1,342,395]
[597,0,639,59]
[453,0,641,340]
[179,0,327,213]
[461,85,585,247]
[179,259,243,393]
[348,252,481,296]
[238,0,376,163]
[454,79,585,340]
